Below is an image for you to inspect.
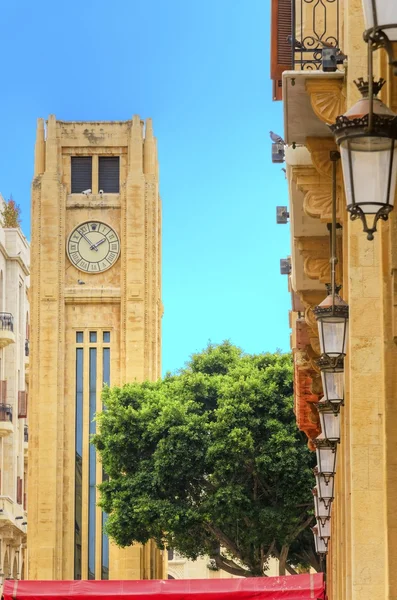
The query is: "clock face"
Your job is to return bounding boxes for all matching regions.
[67,221,120,273]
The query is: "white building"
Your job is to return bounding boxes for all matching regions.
[0,194,30,584]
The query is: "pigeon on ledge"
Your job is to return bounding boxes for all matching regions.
[270,131,285,144]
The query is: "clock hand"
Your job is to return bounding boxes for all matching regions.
[90,237,106,250]
[78,229,98,251]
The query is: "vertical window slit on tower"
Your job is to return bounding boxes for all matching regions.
[101,345,110,580]
[88,347,97,580]
[74,348,84,580]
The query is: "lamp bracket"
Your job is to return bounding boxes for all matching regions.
[363,26,397,74]
[316,354,344,371]
[348,202,393,241]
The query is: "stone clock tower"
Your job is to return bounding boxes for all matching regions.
[28,115,164,580]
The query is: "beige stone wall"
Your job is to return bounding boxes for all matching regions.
[0,194,30,589]
[28,116,164,580]
[285,2,397,599]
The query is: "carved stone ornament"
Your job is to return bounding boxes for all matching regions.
[305,79,346,126]
[291,165,341,222]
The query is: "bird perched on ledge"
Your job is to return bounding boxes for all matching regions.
[270,131,285,144]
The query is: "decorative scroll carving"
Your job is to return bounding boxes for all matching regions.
[306,137,341,182]
[306,79,346,125]
[291,165,341,222]
[298,236,331,283]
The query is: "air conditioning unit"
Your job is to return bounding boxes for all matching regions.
[272,143,285,163]
[280,258,291,275]
[276,206,289,224]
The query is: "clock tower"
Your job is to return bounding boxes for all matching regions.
[28,115,164,580]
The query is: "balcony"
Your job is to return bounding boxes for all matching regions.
[271,0,341,100]
[0,495,27,535]
[0,403,13,437]
[0,313,15,349]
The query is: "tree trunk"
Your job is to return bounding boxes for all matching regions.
[278,545,289,576]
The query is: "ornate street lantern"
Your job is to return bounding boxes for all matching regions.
[314,290,349,365]
[313,486,331,522]
[312,526,328,555]
[331,78,397,240]
[317,399,341,443]
[362,1,397,72]
[316,517,331,541]
[320,357,344,410]
[313,467,335,509]
[313,436,338,480]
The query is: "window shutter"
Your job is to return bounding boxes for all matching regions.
[71,157,92,193]
[271,0,293,101]
[98,157,120,193]
[17,476,22,505]
[0,380,7,404]
[18,391,27,418]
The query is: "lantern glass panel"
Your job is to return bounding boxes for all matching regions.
[319,410,340,443]
[316,518,331,539]
[321,370,344,403]
[362,0,397,40]
[340,139,397,213]
[314,489,331,520]
[312,530,328,554]
[316,444,337,475]
[318,317,348,357]
[315,472,335,501]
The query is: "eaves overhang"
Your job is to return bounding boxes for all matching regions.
[282,70,345,146]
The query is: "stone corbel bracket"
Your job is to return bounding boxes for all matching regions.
[305,79,346,126]
[291,165,342,223]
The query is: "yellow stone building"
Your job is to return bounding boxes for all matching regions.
[28,116,164,581]
[0,194,30,585]
[271,0,397,598]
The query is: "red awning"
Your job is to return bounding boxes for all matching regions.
[4,575,325,600]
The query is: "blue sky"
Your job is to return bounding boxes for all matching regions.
[0,0,290,374]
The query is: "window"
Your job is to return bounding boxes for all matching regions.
[98,157,120,193]
[76,332,84,343]
[71,157,92,193]
[89,332,97,343]
[103,331,110,343]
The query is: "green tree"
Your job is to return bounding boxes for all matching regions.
[93,342,317,576]
[1,196,21,228]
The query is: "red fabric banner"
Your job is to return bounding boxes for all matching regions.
[4,574,325,600]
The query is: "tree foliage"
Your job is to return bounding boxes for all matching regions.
[1,197,21,228]
[93,342,317,576]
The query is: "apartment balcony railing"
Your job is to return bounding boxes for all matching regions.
[271,0,341,99]
[0,313,14,332]
[292,0,340,71]
[0,404,13,422]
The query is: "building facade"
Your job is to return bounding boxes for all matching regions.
[271,1,397,599]
[28,116,164,580]
[0,194,30,586]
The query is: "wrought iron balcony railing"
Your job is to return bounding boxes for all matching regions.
[0,404,13,423]
[271,0,342,100]
[292,0,340,71]
[0,313,14,332]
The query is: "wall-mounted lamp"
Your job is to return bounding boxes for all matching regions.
[331,79,397,240]
[362,1,397,72]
